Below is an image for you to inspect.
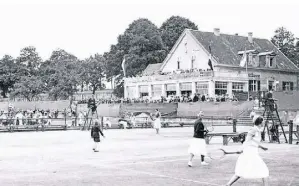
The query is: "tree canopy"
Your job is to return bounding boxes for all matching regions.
[271,27,299,67]
[160,16,198,51]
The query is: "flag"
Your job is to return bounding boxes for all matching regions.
[208,46,213,71]
[239,50,247,67]
[121,55,126,77]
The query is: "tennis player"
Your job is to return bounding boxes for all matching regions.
[226,115,269,186]
[91,120,105,152]
[153,109,161,134]
[187,111,209,167]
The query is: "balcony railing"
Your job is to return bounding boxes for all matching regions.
[125,71,249,84]
[125,71,213,83]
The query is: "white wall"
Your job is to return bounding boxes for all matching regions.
[161,31,210,73]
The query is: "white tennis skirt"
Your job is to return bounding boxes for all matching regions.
[188,138,207,156]
[235,147,269,179]
[153,118,161,129]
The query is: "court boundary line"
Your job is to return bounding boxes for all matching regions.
[69,148,299,168]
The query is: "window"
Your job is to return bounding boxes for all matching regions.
[266,55,276,68]
[180,83,192,91]
[249,80,260,92]
[139,85,148,93]
[177,61,180,69]
[232,82,244,92]
[248,53,253,65]
[139,86,149,97]
[151,85,162,98]
[269,58,273,67]
[166,84,176,97]
[127,86,136,98]
[166,84,176,91]
[215,81,228,95]
[191,56,195,69]
[282,82,294,91]
[184,41,188,53]
[196,82,208,95]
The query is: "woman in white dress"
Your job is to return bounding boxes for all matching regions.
[226,115,269,186]
[153,109,161,134]
[78,112,84,126]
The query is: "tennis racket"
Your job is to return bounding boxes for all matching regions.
[207,149,226,160]
[206,149,242,161]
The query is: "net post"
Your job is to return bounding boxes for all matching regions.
[64,109,67,126]
[233,118,237,132]
[288,120,293,144]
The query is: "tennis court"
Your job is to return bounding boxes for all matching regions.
[0,127,298,186]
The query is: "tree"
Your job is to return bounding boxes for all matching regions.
[16,46,42,76]
[11,76,45,101]
[82,54,106,94]
[0,55,20,98]
[104,45,124,82]
[41,49,80,100]
[160,16,198,51]
[271,27,299,67]
[105,18,167,97]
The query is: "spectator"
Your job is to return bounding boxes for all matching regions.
[193,94,199,102]
[201,94,206,102]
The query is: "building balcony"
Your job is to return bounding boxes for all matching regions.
[125,71,249,84]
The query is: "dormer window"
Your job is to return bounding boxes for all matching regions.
[258,51,277,68]
[266,55,276,68]
[248,53,253,65]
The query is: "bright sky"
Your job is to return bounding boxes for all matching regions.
[0,0,298,61]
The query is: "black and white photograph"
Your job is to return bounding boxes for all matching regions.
[0,0,299,185]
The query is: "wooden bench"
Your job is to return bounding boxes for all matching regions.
[205,132,247,146]
[278,131,298,138]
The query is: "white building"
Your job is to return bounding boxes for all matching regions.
[124,28,299,100]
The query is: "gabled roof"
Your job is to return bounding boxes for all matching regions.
[142,63,162,76]
[189,30,299,71]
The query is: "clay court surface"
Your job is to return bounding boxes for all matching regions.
[0,127,298,186]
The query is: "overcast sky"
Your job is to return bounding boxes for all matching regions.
[0,0,298,60]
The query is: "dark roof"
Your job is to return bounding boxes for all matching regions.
[142,63,162,75]
[189,30,299,71]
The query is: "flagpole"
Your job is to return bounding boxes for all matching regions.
[245,49,249,101]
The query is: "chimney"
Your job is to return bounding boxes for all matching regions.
[248,32,253,43]
[214,28,220,36]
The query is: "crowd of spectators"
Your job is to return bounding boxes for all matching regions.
[0,106,75,126]
[140,68,213,77]
[76,93,240,105]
